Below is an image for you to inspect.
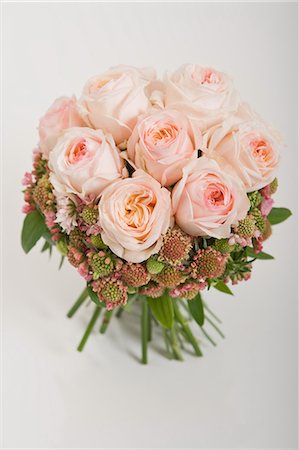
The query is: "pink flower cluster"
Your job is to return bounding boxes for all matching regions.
[22,64,281,310]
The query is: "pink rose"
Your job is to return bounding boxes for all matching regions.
[49,127,127,201]
[38,96,85,158]
[98,170,172,263]
[126,109,202,186]
[78,65,156,145]
[172,157,250,238]
[203,107,281,192]
[164,64,239,131]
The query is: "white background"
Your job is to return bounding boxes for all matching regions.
[2,2,298,449]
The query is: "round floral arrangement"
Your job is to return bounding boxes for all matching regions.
[21,64,291,363]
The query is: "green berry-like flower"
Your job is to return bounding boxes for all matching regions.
[56,238,68,256]
[69,228,86,250]
[154,265,186,288]
[146,258,164,275]
[191,248,228,279]
[89,251,114,279]
[158,227,192,266]
[121,263,150,287]
[248,191,263,209]
[140,282,165,298]
[270,177,278,194]
[90,234,107,249]
[236,217,256,238]
[94,276,127,310]
[80,206,99,225]
[251,208,266,233]
[213,238,235,254]
[32,174,55,213]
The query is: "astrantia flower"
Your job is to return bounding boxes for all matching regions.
[120,263,150,287]
[170,281,207,300]
[93,276,127,310]
[140,283,165,298]
[158,227,192,266]
[55,195,78,234]
[191,248,228,279]
[153,265,186,288]
[88,251,115,279]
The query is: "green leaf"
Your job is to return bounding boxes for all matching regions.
[268,207,292,225]
[213,280,234,295]
[21,210,48,254]
[41,240,50,253]
[246,247,274,260]
[86,284,106,308]
[148,291,174,329]
[188,293,205,326]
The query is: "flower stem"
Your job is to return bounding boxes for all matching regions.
[77,306,102,352]
[67,288,89,318]
[147,308,152,342]
[173,299,202,356]
[141,299,149,364]
[205,316,225,338]
[99,310,114,334]
[169,325,183,360]
[162,329,173,359]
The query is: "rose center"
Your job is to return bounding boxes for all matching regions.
[250,139,272,163]
[147,124,179,147]
[66,139,88,164]
[192,68,220,85]
[123,191,155,230]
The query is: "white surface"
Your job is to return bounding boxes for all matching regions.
[2,2,298,449]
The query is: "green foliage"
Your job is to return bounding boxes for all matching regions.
[268,207,292,225]
[86,284,106,308]
[148,291,174,329]
[246,247,274,260]
[213,280,234,295]
[188,293,205,326]
[21,210,48,254]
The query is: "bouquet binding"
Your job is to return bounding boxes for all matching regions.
[21,64,291,364]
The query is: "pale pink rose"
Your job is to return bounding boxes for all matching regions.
[172,157,250,238]
[38,96,85,158]
[164,64,239,131]
[78,65,156,145]
[203,107,281,192]
[126,109,202,186]
[49,127,127,201]
[98,170,172,263]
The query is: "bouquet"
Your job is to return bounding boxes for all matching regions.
[21,64,291,363]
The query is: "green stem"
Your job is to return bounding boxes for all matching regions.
[205,316,225,338]
[67,288,89,318]
[99,310,114,334]
[147,308,152,341]
[169,325,183,360]
[203,301,222,324]
[162,329,172,359]
[77,306,102,352]
[141,299,149,364]
[173,299,202,356]
[200,327,217,346]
